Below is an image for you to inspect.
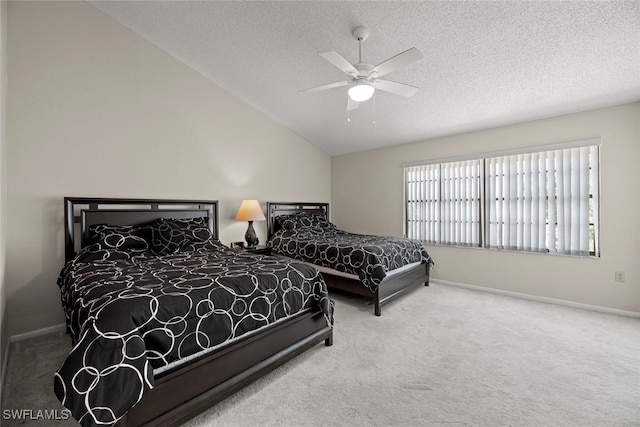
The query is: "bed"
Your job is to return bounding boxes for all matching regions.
[266,202,433,316]
[55,197,333,427]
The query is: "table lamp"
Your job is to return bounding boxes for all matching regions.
[234,199,266,248]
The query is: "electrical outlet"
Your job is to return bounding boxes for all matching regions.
[614,271,626,283]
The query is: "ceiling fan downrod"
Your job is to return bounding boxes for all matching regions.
[352,26,369,65]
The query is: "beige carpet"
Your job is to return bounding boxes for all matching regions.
[2,283,640,426]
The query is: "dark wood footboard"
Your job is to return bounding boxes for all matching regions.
[322,262,430,316]
[117,310,332,427]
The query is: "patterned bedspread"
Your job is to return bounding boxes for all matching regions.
[268,213,433,292]
[55,238,332,426]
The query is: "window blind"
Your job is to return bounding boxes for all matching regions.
[403,139,600,257]
[485,145,599,256]
[405,160,481,246]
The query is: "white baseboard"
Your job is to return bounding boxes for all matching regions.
[1,323,66,403]
[9,323,66,343]
[432,279,640,318]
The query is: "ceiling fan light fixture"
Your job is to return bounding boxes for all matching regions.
[348,81,375,102]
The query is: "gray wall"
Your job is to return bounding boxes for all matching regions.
[6,1,331,336]
[332,103,640,313]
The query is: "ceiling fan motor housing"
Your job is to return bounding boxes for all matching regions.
[354,63,374,79]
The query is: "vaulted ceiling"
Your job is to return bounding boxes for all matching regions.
[88,1,640,156]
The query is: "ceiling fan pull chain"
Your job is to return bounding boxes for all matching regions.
[372,92,376,125]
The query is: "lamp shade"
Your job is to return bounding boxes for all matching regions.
[348,80,375,102]
[235,200,266,222]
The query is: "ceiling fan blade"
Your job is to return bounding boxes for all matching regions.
[299,80,350,93]
[319,51,359,78]
[371,79,420,97]
[370,47,423,78]
[347,97,360,111]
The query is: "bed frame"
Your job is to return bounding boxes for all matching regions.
[266,201,430,316]
[63,197,333,426]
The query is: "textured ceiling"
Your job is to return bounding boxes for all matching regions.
[88,1,640,156]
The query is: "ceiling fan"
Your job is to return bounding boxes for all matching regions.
[300,26,423,111]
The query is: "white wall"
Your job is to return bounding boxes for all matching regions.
[332,103,640,313]
[6,1,330,336]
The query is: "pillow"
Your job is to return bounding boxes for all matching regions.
[166,217,213,242]
[86,224,149,252]
[140,218,191,255]
[276,212,335,231]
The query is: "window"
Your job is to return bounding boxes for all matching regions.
[404,139,600,257]
[405,160,481,246]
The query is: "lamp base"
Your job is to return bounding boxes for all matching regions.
[244,221,259,248]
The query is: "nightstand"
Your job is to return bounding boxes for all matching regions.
[232,245,272,255]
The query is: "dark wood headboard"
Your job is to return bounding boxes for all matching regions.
[266,202,329,239]
[64,197,218,262]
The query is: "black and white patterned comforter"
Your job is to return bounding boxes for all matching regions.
[268,213,433,292]
[55,239,332,426]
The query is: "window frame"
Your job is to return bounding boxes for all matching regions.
[403,138,601,257]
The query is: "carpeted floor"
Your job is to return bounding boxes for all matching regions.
[2,283,640,426]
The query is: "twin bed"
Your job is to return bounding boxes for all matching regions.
[55,197,432,426]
